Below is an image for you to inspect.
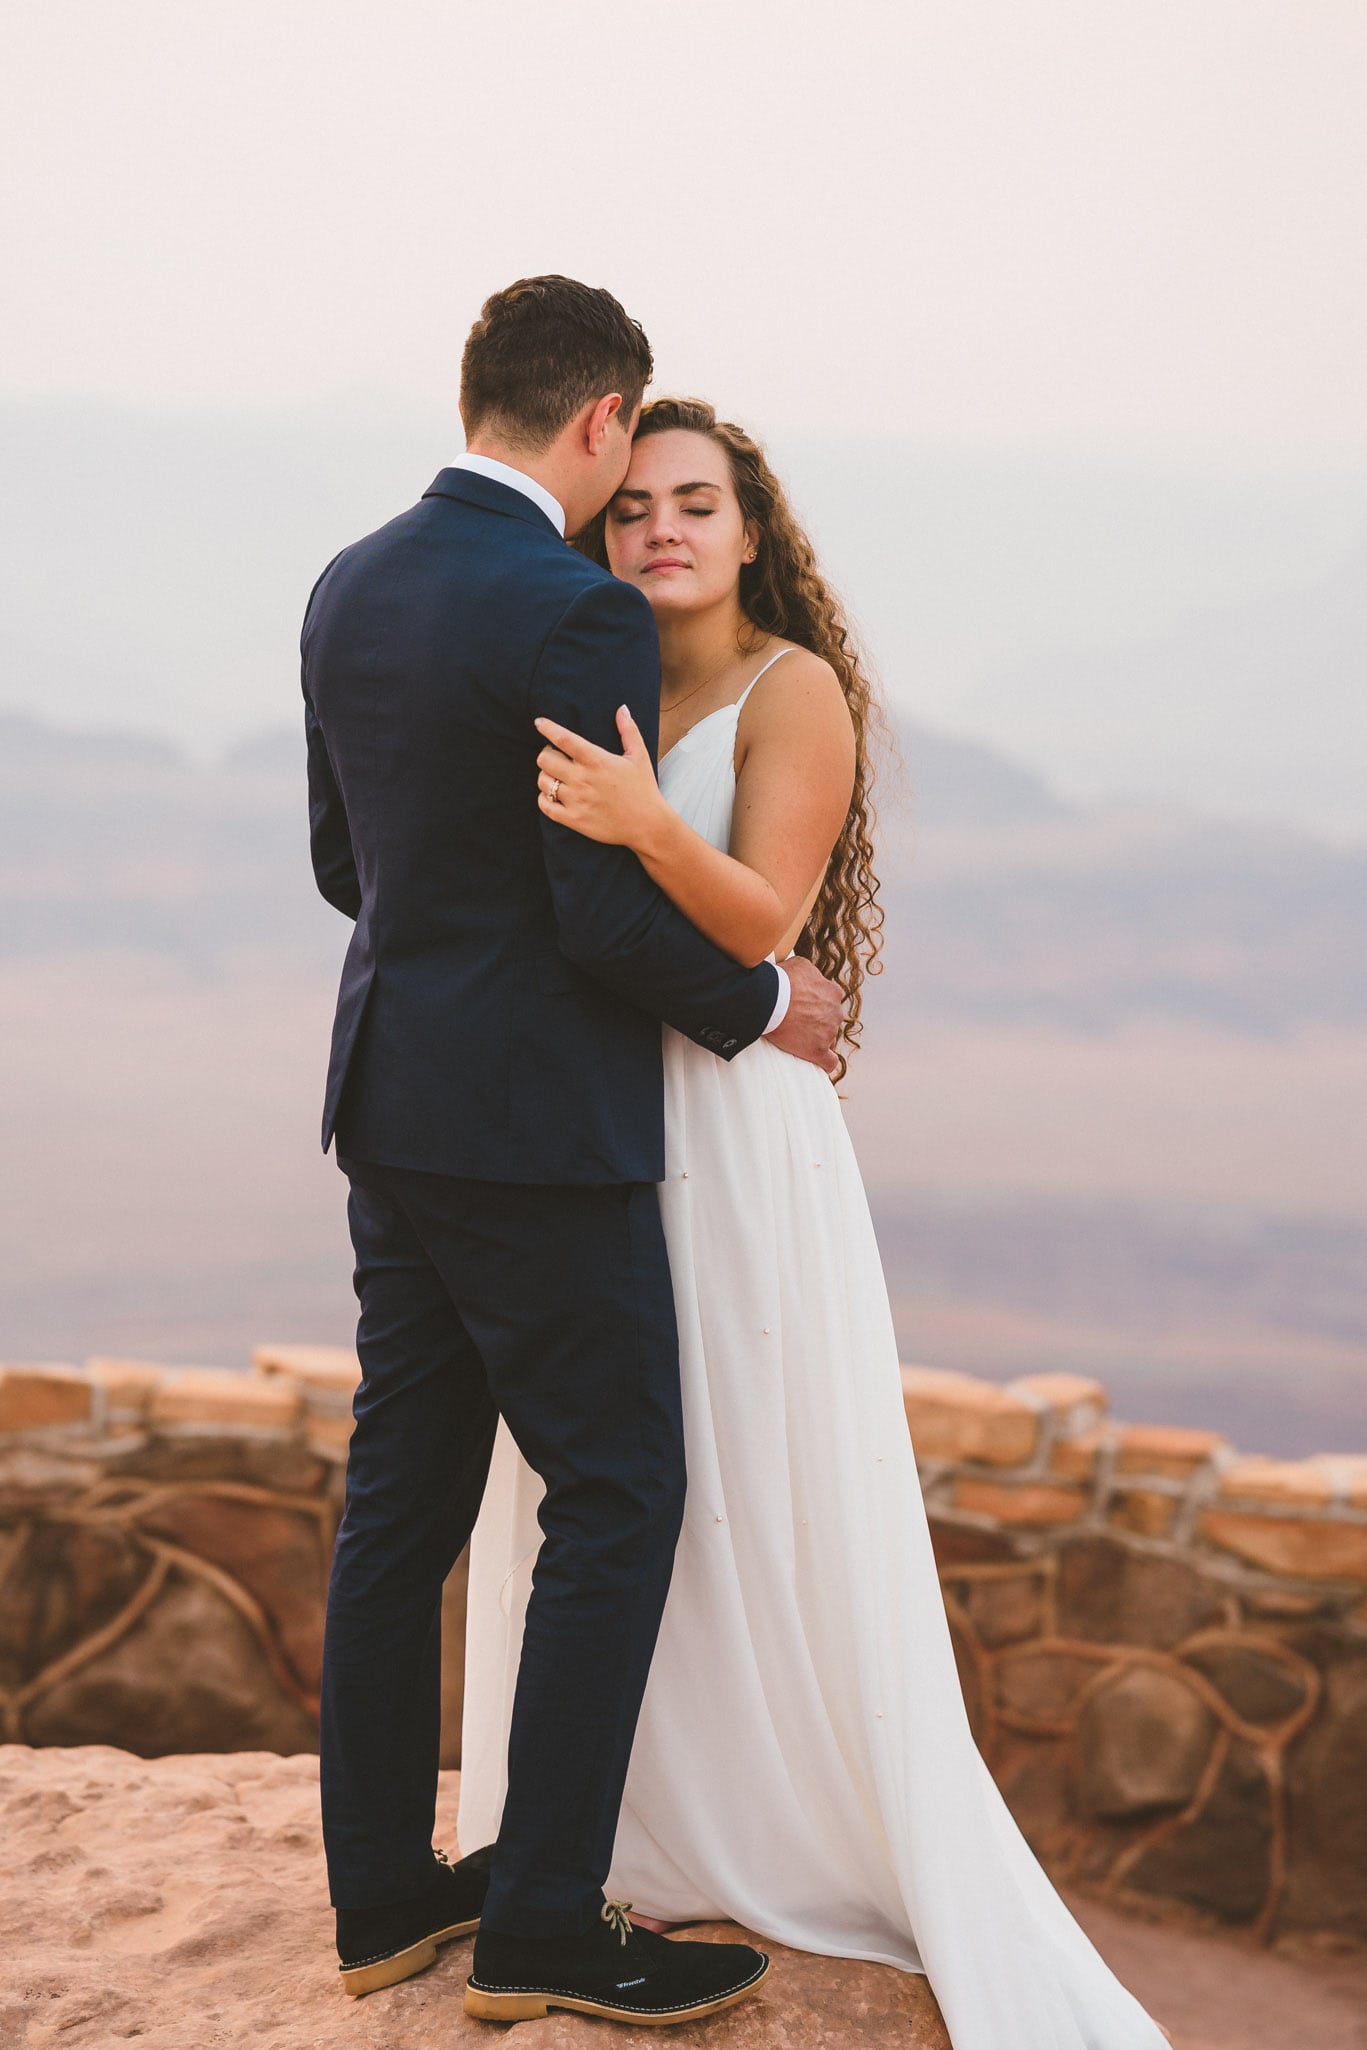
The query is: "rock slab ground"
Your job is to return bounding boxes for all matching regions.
[3,1746,1366,2050]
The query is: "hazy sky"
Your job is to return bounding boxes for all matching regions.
[4,0,1366,464]
[3,3,1365,833]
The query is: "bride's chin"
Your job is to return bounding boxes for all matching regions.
[639,585,704,616]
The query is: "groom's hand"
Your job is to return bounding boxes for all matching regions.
[766,956,844,1076]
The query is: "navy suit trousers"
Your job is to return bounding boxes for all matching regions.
[320,1156,686,1937]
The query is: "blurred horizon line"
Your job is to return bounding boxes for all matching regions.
[6,384,1367,485]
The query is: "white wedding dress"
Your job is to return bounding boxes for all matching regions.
[459,656,1168,2049]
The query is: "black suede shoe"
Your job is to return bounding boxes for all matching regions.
[337,1843,494,1996]
[465,1899,770,2026]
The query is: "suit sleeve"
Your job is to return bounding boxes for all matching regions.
[300,558,361,921]
[532,577,780,1058]
[302,686,361,919]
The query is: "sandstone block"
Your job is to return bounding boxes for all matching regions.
[304,1412,355,1460]
[1246,1587,1336,1620]
[997,1646,1101,1722]
[927,1521,1019,1568]
[134,1495,328,1695]
[1281,1650,1367,1937]
[964,1572,1046,1648]
[1057,1535,1226,1649]
[151,1370,302,1434]
[901,1366,1039,1466]
[0,1443,103,1501]
[952,1475,1087,1526]
[1182,1640,1312,1727]
[107,1432,325,1493]
[85,1359,166,1418]
[1128,1736,1272,1923]
[1108,1487,1178,1538]
[1075,1665,1216,1817]
[991,1739,1075,1855]
[0,1520,153,1691]
[1114,1423,1226,1479]
[1009,1372,1108,1431]
[251,1344,361,1393]
[1050,1424,1108,1481]
[24,1567,319,1755]
[0,1365,92,1433]
[1200,1510,1367,1582]
[1219,1457,1335,1509]
[1309,1455,1367,1510]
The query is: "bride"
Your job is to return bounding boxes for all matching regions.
[459,397,1170,2050]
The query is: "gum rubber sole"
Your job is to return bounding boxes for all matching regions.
[464,1956,770,2025]
[341,1916,481,1996]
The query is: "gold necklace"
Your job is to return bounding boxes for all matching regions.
[660,641,765,719]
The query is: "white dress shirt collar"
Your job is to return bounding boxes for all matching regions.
[448,452,566,537]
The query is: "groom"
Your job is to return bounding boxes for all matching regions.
[302,276,843,2026]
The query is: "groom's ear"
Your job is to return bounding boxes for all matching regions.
[585,392,626,453]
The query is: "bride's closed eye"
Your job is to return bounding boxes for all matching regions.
[612,508,716,525]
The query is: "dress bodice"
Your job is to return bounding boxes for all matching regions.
[658,700,744,852]
[657,649,799,853]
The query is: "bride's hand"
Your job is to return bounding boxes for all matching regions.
[534,707,668,850]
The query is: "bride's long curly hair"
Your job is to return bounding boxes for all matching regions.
[575,397,886,1075]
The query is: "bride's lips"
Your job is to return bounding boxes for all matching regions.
[642,558,690,575]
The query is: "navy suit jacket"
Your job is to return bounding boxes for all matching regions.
[301,468,780,1183]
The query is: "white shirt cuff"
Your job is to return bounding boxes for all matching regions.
[762,957,790,1035]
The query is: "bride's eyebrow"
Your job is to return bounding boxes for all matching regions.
[612,481,724,505]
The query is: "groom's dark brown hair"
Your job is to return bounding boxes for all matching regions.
[459,275,653,452]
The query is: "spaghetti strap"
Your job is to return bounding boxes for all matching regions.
[735,645,799,711]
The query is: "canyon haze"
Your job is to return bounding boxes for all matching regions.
[2,710,1362,1457]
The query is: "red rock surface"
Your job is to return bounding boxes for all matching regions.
[2,1746,1366,2050]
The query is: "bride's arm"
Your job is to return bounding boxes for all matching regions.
[534,653,855,970]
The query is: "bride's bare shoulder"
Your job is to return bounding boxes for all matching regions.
[734,646,854,807]
[743,644,853,750]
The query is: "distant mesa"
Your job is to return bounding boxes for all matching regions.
[222,727,305,775]
[2,706,1364,1036]
[225,716,1075,829]
[894,718,1073,831]
[5,703,1072,835]
[0,710,183,771]
[968,533,1367,838]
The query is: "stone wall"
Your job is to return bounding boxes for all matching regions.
[901,1367,1367,1948]
[0,1348,468,1772]
[1,1348,1364,1943]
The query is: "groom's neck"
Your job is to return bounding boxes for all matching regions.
[465,435,571,520]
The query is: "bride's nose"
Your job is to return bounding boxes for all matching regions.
[646,504,682,546]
